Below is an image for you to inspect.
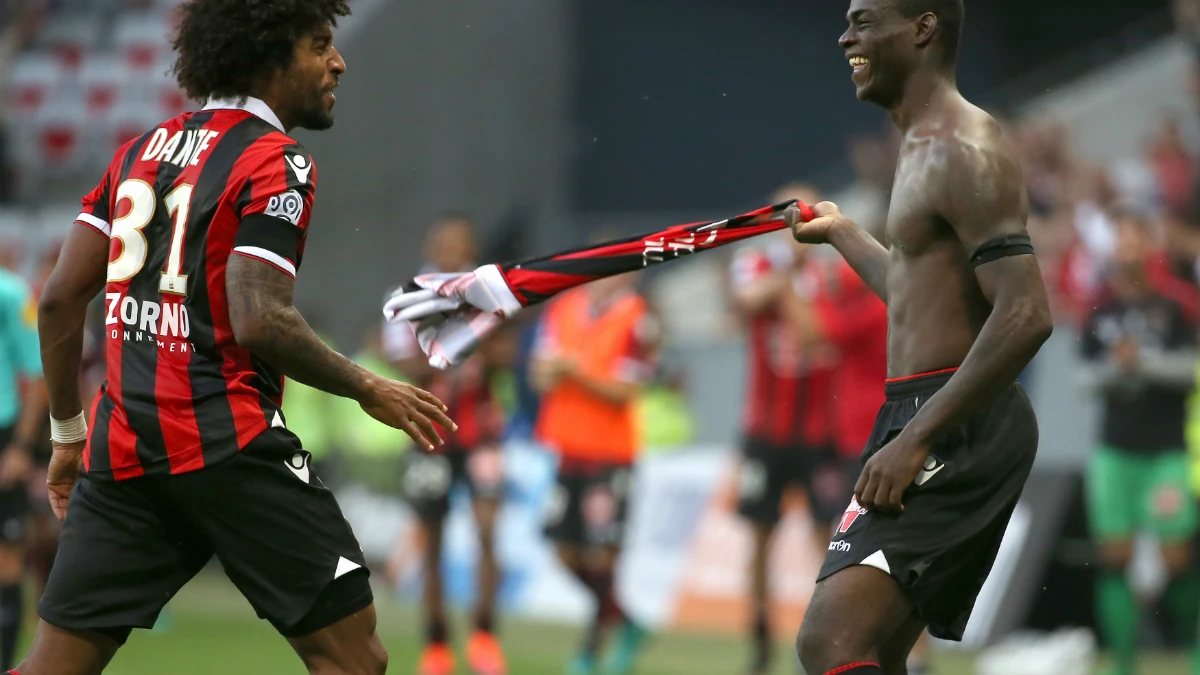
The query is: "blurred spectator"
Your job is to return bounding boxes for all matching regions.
[836,134,894,233]
[1175,0,1200,53]
[0,0,46,203]
[531,270,658,675]
[1078,210,1200,675]
[1147,117,1196,217]
[385,215,512,675]
[728,182,843,675]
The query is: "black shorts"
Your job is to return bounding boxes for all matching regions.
[544,459,633,547]
[38,428,372,644]
[401,446,505,521]
[0,426,28,543]
[817,370,1038,642]
[737,439,854,525]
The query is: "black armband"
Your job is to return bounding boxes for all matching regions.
[969,234,1034,268]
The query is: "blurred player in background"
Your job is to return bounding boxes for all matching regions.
[728,183,840,675]
[531,269,659,675]
[0,245,46,671]
[20,1,456,673]
[1079,211,1200,675]
[387,216,514,675]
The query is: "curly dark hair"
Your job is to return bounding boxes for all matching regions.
[172,0,350,102]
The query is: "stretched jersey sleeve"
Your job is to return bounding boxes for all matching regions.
[382,319,421,362]
[232,140,317,279]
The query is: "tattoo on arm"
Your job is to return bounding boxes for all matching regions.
[226,254,371,401]
[828,225,889,303]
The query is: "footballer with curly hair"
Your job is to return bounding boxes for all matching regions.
[15,2,458,673]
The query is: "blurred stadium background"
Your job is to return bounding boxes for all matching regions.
[5,0,1200,673]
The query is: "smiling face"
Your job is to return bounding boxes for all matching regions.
[839,0,923,106]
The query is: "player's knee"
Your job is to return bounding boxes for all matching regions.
[0,543,25,582]
[363,633,388,675]
[796,617,841,674]
[1162,542,1192,578]
[1097,540,1134,572]
[301,635,386,675]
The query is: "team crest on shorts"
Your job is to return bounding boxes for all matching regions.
[837,496,868,534]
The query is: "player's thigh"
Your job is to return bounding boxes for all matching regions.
[1144,452,1199,544]
[801,447,855,530]
[581,464,633,548]
[401,450,455,523]
[545,469,585,546]
[1086,446,1141,541]
[737,440,786,526]
[465,445,505,515]
[15,620,120,675]
[38,474,209,639]
[173,430,372,638]
[797,565,915,673]
[287,596,386,675]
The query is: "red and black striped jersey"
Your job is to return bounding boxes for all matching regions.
[75,97,316,480]
[731,243,836,449]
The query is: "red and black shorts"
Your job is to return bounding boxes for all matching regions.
[400,446,505,521]
[544,458,634,548]
[818,370,1038,641]
[736,437,855,526]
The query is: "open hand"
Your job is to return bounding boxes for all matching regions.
[359,377,457,452]
[854,431,929,513]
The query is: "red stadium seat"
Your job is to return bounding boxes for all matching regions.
[37,16,101,72]
[5,55,64,119]
[79,56,132,114]
[114,14,171,70]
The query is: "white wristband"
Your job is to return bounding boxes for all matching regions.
[50,412,88,444]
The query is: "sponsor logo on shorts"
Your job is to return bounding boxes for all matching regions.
[914,454,944,486]
[837,496,868,534]
[828,540,851,553]
[285,452,310,484]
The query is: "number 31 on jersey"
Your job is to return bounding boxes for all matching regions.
[107,179,193,296]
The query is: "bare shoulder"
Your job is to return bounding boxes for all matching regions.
[925,103,1027,245]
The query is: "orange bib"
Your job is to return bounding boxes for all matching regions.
[535,289,646,463]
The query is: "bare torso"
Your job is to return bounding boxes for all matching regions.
[883,102,1029,378]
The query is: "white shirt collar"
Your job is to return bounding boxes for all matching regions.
[201,96,286,133]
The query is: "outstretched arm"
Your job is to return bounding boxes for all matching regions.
[226,254,455,450]
[793,204,889,303]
